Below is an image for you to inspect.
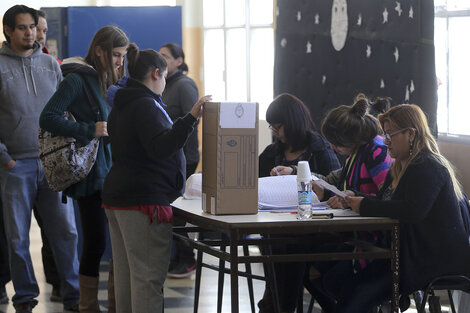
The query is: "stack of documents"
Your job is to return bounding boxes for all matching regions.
[258,175,323,211]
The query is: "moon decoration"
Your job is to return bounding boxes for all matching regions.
[315,13,320,24]
[366,45,371,58]
[322,75,327,85]
[281,38,287,48]
[410,80,415,93]
[357,13,362,26]
[330,0,348,51]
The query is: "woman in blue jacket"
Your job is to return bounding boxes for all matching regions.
[101,43,211,313]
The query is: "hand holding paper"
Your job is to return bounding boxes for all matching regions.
[311,174,348,198]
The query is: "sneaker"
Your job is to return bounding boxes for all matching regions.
[0,287,8,304]
[14,302,34,313]
[50,285,62,302]
[167,261,196,278]
[63,303,79,313]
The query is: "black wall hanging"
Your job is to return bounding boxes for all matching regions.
[274,0,437,134]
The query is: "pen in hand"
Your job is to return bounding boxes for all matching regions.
[273,167,280,176]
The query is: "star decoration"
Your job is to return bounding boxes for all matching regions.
[380,79,385,89]
[357,14,362,26]
[394,47,399,63]
[322,75,327,85]
[366,45,371,58]
[409,6,414,19]
[306,41,312,54]
[297,11,302,21]
[281,38,287,48]
[405,85,410,102]
[383,8,389,24]
[410,80,415,93]
[314,13,320,24]
[395,2,402,17]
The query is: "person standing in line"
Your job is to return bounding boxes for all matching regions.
[40,25,129,313]
[159,43,200,278]
[31,9,63,303]
[102,43,211,313]
[0,5,80,313]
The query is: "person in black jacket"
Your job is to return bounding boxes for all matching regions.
[257,93,340,313]
[259,93,340,178]
[332,104,470,313]
[101,43,211,313]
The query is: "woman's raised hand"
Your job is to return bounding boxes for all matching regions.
[190,95,212,119]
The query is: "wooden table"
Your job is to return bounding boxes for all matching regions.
[171,197,400,313]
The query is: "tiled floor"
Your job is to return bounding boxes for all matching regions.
[0,219,454,313]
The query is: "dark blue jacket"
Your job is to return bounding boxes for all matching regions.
[102,78,197,207]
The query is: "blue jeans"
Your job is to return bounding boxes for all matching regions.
[0,159,79,307]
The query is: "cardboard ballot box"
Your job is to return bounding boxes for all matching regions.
[202,102,258,215]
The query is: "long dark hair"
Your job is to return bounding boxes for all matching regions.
[126,43,167,82]
[84,25,129,95]
[161,42,189,73]
[321,93,381,150]
[266,93,316,152]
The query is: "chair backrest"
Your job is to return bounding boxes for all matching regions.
[459,194,470,245]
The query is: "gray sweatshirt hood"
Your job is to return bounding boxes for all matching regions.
[0,40,62,165]
[0,41,44,95]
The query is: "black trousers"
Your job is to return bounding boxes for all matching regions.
[76,191,107,277]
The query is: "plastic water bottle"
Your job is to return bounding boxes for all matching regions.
[297,161,312,220]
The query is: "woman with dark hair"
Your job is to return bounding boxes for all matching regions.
[259,93,340,178]
[332,104,470,313]
[159,42,200,278]
[257,93,340,313]
[40,25,129,312]
[101,43,211,312]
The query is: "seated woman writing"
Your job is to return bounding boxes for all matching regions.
[331,104,470,312]
[259,93,340,178]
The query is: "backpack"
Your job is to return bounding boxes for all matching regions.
[39,73,100,192]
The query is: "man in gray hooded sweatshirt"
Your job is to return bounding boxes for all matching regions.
[0,5,79,313]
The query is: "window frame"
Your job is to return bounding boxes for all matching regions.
[201,0,274,115]
[435,5,470,142]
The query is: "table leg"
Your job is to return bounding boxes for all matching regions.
[230,229,239,313]
[391,224,400,313]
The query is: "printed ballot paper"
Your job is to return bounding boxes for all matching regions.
[311,174,348,198]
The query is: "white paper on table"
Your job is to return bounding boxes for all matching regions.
[219,102,257,128]
[311,174,348,198]
[258,175,320,210]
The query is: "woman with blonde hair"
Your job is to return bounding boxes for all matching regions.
[330,104,470,312]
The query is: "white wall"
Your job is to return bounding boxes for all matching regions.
[259,119,272,156]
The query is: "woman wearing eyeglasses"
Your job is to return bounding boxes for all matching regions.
[329,104,470,313]
[259,93,340,178]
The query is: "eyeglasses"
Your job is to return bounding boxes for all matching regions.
[384,128,409,142]
[268,123,282,131]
